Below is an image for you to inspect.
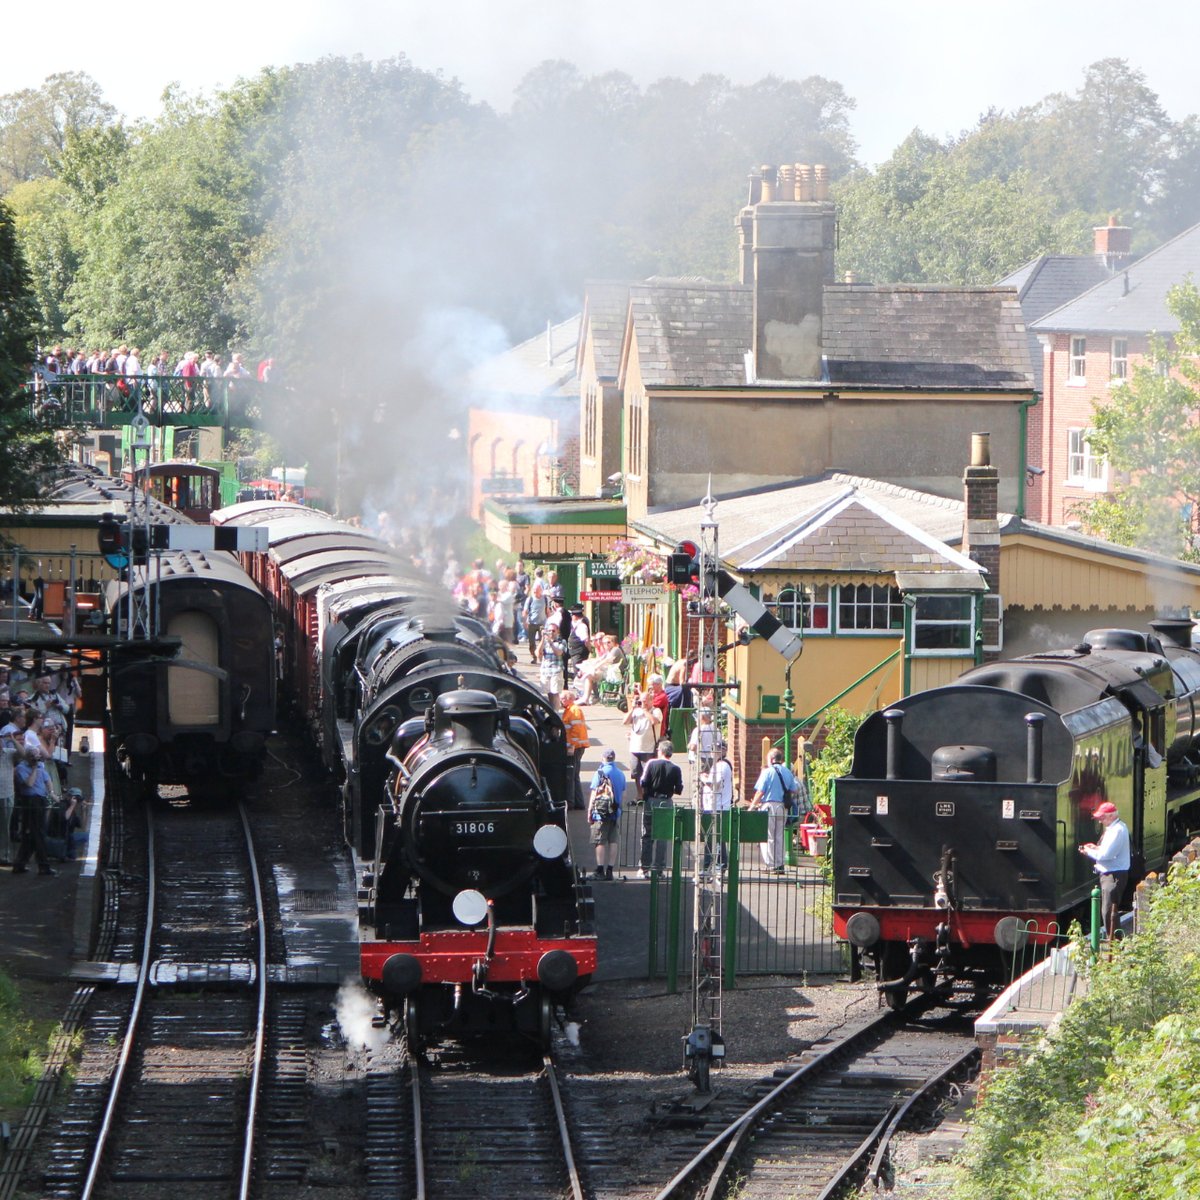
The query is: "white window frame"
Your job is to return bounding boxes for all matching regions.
[772,583,831,635]
[836,583,905,635]
[909,593,977,658]
[1110,337,1128,382]
[1066,427,1107,491]
[981,593,1004,653]
[1069,336,1087,383]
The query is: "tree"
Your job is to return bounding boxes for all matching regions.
[1074,281,1200,560]
[6,177,79,338]
[0,72,116,192]
[0,200,64,507]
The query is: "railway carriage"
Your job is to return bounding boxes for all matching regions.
[833,622,1200,1005]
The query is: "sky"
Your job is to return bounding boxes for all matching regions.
[3,0,1198,167]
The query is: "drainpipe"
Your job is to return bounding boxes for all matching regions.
[1016,392,1040,520]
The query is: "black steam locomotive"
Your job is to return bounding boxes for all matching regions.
[833,620,1200,1005]
[211,501,595,1044]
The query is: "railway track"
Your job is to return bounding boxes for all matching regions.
[38,796,269,1200]
[366,1033,585,1200]
[652,997,980,1200]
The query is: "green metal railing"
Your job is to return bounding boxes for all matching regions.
[25,375,279,430]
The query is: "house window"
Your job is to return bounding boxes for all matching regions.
[1069,336,1087,381]
[772,584,831,633]
[1110,338,1128,381]
[838,583,904,633]
[1067,428,1107,490]
[911,594,975,656]
[980,593,1004,653]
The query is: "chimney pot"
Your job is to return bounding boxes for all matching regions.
[970,432,990,467]
[813,164,829,201]
[760,165,776,203]
[778,164,795,201]
[796,163,813,201]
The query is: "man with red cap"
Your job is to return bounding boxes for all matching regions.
[1078,801,1130,939]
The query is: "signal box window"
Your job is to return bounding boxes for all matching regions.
[912,594,975,656]
[838,583,903,633]
[1069,336,1087,381]
[773,584,830,633]
[1110,338,1128,381]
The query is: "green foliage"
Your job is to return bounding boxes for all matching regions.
[1074,281,1200,559]
[955,862,1200,1200]
[6,176,78,337]
[0,970,46,1116]
[805,706,864,811]
[0,198,63,504]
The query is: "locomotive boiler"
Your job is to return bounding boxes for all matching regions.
[833,623,1200,1005]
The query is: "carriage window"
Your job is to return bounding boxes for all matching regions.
[837,584,903,633]
[911,593,975,656]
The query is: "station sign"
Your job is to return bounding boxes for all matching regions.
[621,584,665,604]
[581,589,623,602]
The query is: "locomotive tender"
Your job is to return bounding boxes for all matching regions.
[211,502,596,1043]
[833,619,1200,1005]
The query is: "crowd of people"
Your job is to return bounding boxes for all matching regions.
[1,654,84,876]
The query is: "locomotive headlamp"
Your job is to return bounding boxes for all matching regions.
[533,825,569,859]
[845,911,881,948]
[452,889,489,927]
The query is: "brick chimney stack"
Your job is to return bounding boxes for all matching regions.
[962,433,1001,658]
[1094,215,1134,272]
[737,163,836,381]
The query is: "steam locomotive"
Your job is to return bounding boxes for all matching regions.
[211,501,595,1044]
[833,619,1200,1006]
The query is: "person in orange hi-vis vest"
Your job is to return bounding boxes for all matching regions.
[560,689,590,810]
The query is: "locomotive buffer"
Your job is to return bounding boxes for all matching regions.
[669,489,803,1095]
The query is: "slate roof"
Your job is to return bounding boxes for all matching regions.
[1032,220,1200,335]
[615,282,1033,391]
[578,281,632,381]
[631,472,1200,579]
[822,286,1032,389]
[467,313,580,401]
[623,281,754,388]
[997,255,1116,390]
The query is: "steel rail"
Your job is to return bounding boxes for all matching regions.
[411,1051,426,1200]
[656,993,943,1200]
[867,1043,981,1185]
[80,807,157,1200]
[544,1054,585,1200]
[237,802,269,1200]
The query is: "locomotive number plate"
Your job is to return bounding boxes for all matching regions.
[453,820,497,836]
[1020,810,1042,821]
[935,802,955,817]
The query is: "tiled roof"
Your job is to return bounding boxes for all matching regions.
[631,471,1200,578]
[729,489,980,574]
[822,286,1033,389]
[467,313,580,401]
[1032,220,1200,335]
[625,281,754,388]
[579,281,632,381]
[617,282,1033,391]
[998,255,1117,390]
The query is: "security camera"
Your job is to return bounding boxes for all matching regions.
[607,472,623,484]
[1026,465,1045,477]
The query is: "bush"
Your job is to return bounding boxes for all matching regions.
[955,861,1200,1200]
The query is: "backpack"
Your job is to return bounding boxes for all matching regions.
[591,772,616,819]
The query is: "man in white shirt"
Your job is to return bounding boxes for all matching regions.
[699,743,733,874]
[1078,800,1131,939]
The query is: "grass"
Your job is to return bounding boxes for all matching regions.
[0,970,72,1122]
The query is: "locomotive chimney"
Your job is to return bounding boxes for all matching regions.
[883,708,904,779]
[1149,616,1194,650]
[962,433,1001,660]
[737,161,836,381]
[1025,712,1045,783]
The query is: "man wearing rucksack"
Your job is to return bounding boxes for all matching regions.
[587,748,626,881]
[752,748,800,875]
